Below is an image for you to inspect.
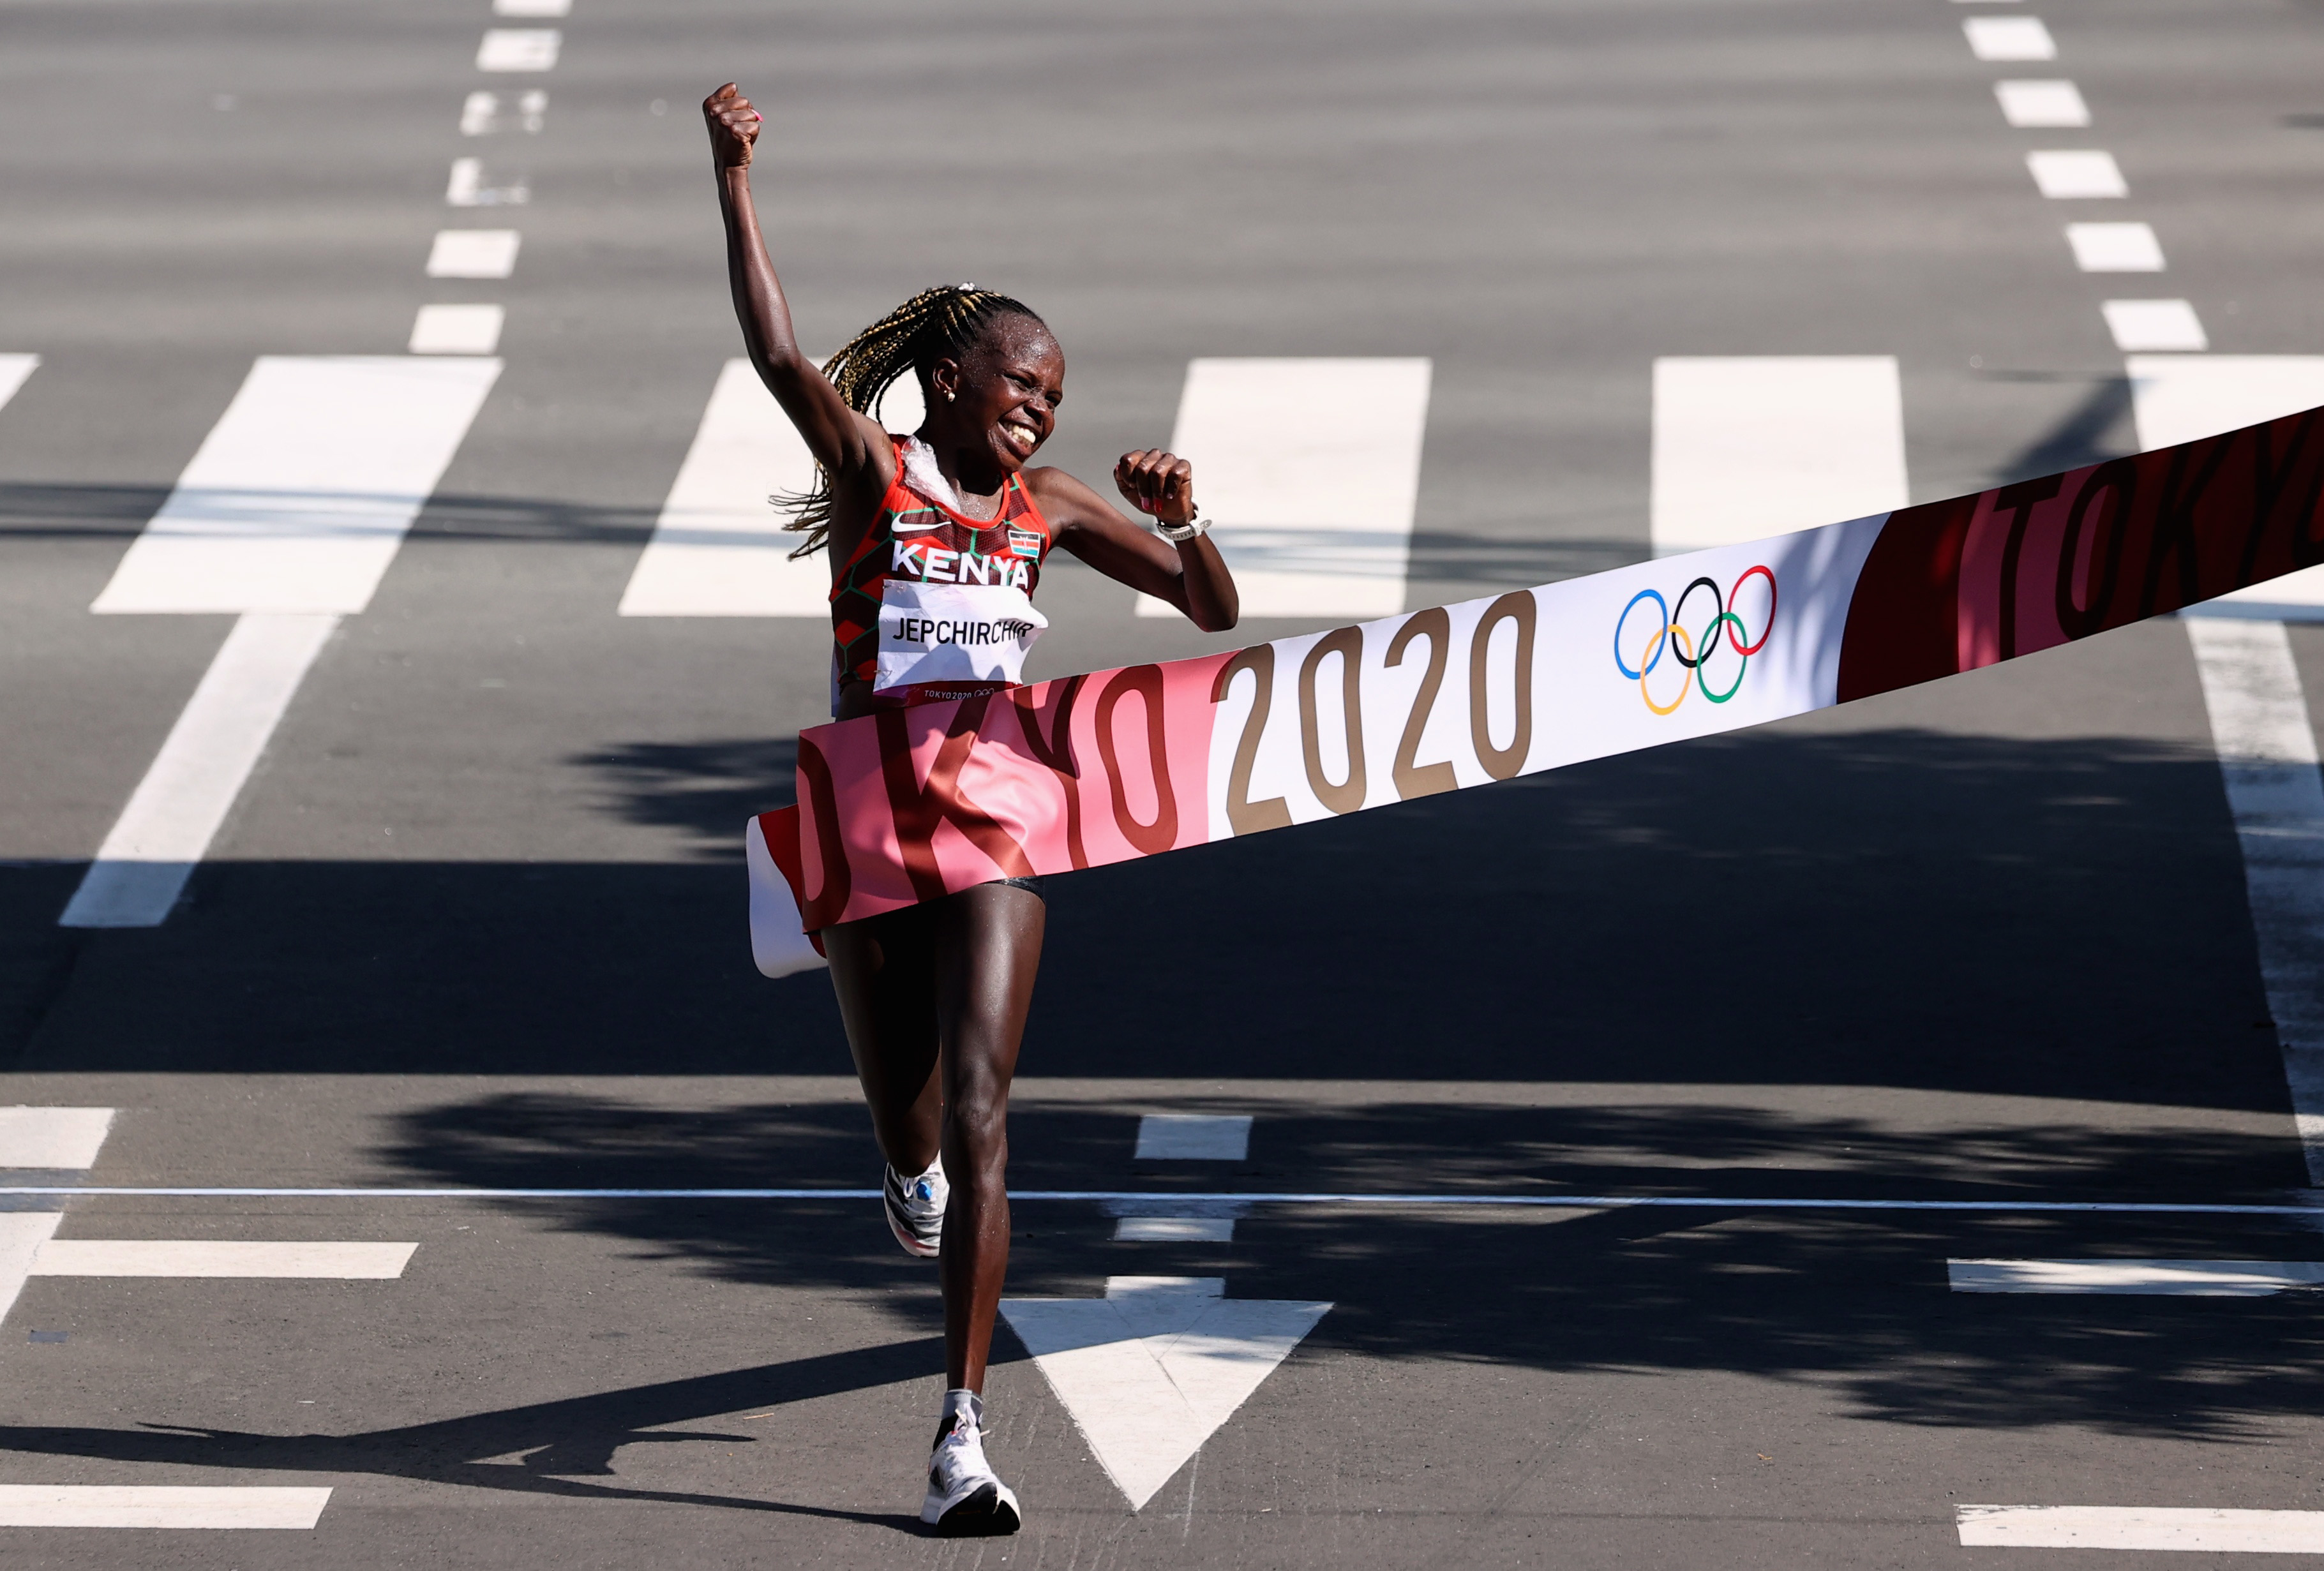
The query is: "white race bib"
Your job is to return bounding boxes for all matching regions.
[873,579,1048,696]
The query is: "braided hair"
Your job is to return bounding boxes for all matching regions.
[774,283,1047,556]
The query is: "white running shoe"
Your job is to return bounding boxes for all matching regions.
[883,1156,947,1260]
[921,1408,1021,1537]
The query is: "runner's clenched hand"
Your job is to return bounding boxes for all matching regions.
[703,83,761,170]
[1114,450,1196,526]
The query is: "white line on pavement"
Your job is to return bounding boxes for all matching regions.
[2066,221,2164,272]
[1958,1505,2324,1552]
[1964,15,2055,59]
[1137,358,1432,620]
[0,352,37,411]
[91,355,502,614]
[426,228,520,278]
[1114,1217,1238,1242]
[2027,149,2126,198]
[1949,1258,2324,1294]
[2186,618,2324,1185]
[618,359,839,616]
[0,1486,332,1530]
[1649,357,1908,555]
[1135,1114,1253,1161]
[0,1107,115,1168]
[2103,298,2206,352]
[1995,79,2088,128]
[0,1186,2315,1216]
[60,614,336,928]
[29,1240,416,1279]
[476,28,559,71]
[0,1215,64,1325]
[493,0,569,14]
[409,303,504,355]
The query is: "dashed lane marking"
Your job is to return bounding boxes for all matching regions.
[409,302,505,354]
[2102,297,2205,351]
[427,228,520,279]
[1649,357,1908,555]
[1949,1259,2324,1294]
[1134,1113,1252,1161]
[0,1487,333,1530]
[2065,221,2164,272]
[1958,1506,2324,1552]
[1995,79,2088,127]
[476,28,558,72]
[1114,1217,1237,1242]
[0,354,36,412]
[492,0,569,14]
[28,1240,417,1279]
[1963,15,2056,60]
[2026,148,2126,198]
[1136,357,1432,620]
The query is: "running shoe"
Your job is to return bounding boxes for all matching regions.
[883,1156,947,1260]
[922,1410,1021,1536]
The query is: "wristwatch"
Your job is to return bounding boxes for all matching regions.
[1155,510,1211,544]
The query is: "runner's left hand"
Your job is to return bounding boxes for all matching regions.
[1115,450,1196,526]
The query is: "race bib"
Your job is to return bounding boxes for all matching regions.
[873,579,1048,696]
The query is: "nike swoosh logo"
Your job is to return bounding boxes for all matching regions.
[891,521,945,533]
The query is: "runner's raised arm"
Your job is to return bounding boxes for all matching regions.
[703,84,892,494]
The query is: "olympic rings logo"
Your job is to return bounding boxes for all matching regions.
[1612,566,1778,715]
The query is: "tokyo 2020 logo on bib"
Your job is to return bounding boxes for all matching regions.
[1612,565,1777,715]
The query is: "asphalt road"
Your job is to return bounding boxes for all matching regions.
[3,0,2323,1563]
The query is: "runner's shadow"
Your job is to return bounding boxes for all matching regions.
[0,1337,943,1533]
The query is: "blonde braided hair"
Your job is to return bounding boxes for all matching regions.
[774,283,1045,556]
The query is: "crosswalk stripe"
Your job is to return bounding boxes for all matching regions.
[1137,357,1432,620]
[0,353,37,413]
[28,1240,416,1279]
[0,1486,332,1530]
[90,355,501,616]
[1133,1114,1252,1161]
[0,1107,114,1170]
[60,613,336,928]
[1649,356,1908,555]
[619,359,830,616]
[1958,1505,2324,1552]
[1949,1259,2324,1294]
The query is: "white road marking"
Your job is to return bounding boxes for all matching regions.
[2186,618,2324,1183]
[0,353,38,412]
[2066,221,2164,272]
[1958,1505,2324,1552]
[29,1240,416,1278]
[2027,149,2126,198]
[619,359,828,616]
[0,1107,114,1169]
[1995,79,2090,127]
[0,1486,332,1530]
[446,156,482,205]
[91,355,501,614]
[1135,1114,1253,1161]
[460,91,499,135]
[1000,1278,1330,1509]
[61,614,337,927]
[2139,357,2324,618]
[409,303,504,355]
[1964,15,2056,59]
[426,228,520,279]
[1114,1217,1238,1242]
[1136,357,1432,620]
[493,0,569,14]
[476,28,559,71]
[2103,298,2207,352]
[1649,357,1908,555]
[0,1214,64,1325]
[1949,1258,2324,1294]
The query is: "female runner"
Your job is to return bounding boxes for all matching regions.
[703,84,1239,1535]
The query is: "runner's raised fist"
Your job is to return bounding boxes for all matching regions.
[703,82,762,170]
[1115,450,1196,526]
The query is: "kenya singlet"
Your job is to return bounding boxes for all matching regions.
[829,437,1053,710]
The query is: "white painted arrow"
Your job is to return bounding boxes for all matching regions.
[999,1276,1330,1510]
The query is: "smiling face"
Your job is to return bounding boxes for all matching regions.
[922,313,1065,476]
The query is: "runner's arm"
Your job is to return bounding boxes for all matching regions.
[1033,454,1240,632]
[704,84,890,486]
